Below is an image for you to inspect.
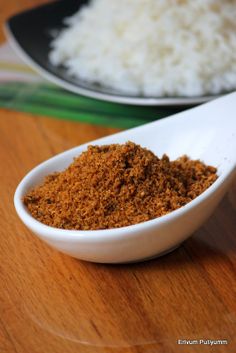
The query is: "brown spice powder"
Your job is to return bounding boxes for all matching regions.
[23,142,217,230]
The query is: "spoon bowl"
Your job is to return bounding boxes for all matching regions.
[14,93,236,263]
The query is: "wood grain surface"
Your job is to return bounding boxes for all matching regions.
[0,2,236,353]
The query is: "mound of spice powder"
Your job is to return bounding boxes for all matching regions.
[23,142,217,230]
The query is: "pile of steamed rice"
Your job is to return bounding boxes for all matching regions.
[49,0,236,97]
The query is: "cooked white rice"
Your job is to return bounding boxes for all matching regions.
[49,0,236,97]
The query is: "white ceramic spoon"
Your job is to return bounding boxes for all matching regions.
[14,93,236,263]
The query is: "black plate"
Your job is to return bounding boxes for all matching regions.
[5,0,222,106]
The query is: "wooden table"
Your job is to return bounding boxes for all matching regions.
[1,2,236,353]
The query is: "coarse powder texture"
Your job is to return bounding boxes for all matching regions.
[24,142,217,230]
[49,0,236,97]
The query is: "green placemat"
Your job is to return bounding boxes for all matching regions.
[0,82,183,129]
